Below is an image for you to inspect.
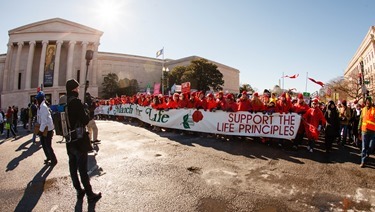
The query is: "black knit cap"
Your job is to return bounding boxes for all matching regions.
[66,79,80,92]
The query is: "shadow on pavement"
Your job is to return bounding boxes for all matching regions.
[155,127,370,166]
[6,141,41,172]
[14,164,54,212]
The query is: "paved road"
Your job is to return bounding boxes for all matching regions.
[0,120,374,212]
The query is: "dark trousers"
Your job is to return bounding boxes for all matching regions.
[325,135,336,152]
[0,122,4,134]
[6,123,16,138]
[67,144,93,194]
[40,130,57,163]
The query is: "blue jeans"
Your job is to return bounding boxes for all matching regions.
[361,131,375,163]
[340,125,348,144]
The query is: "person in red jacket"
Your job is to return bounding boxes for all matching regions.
[178,92,189,108]
[216,91,226,111]
[292,93,310,149]
[166,93,179,109]
[276,92,293,113]
[224,93,238,112]
[304,98,326,152]
[206,93,218,112]
[196,91,207,110]
[238,91,251,111]
[187,92,198,108]
[250,92,265,113]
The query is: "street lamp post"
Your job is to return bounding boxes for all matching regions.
[162,66,169,95]
[84,50,93,104]
[359,58,366,101]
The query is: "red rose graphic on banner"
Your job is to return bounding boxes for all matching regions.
[192,110,203,123]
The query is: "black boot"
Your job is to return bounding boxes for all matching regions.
[87,192,102,202]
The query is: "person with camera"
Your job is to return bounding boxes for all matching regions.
[65,79,102,202]
[85,92,100,144]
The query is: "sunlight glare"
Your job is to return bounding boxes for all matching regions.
[92,0,124,26]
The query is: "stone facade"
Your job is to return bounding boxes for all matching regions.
[344,26,375,98]
[0,18,239,110]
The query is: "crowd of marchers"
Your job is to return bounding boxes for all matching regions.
[94,89,374,168]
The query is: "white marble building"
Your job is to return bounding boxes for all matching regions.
[0,18,240,109]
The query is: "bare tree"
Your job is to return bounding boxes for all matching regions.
[325,72,362,102]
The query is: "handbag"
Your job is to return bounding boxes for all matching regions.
[77,131,93,152]
[5,122,10,130]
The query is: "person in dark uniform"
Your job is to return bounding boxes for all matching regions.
[65,79,102,202]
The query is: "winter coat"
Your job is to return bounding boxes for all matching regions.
[324,106,340,137]
[304,107,326,140]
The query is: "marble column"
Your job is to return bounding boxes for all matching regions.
[2,42,13,91]
[80,41,88,85]
[25,41,36,89]
[66,41,76,80]
[13,42,24,90]
[38,40,48,87]
[53,40,63,87]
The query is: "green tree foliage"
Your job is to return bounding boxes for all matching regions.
[102,73,119,98]
[167,66,186,86]
[117,78,139,96]
[239,83,254,94]
[181,58,224,92]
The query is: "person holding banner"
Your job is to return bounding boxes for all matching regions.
[292,93,310,150]
[223,93,238,112]
[249,92,264,113]
[196,91,207,110]
[238,91,251,111]
[304,98,326,153]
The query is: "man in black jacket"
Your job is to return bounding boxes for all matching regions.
[65,79,101,202]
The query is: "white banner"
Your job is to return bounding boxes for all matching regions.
[96,104,301,140]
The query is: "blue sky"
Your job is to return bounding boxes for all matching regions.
[1,0,374,94]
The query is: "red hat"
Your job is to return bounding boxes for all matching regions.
[312,98,319,104]
[253,92,259,97]
[242,91,247,95]
[207,93,214,98]
[281,93,286,98]
[173,93,179,97]
[226,93,234,99]
[297,93,303,99]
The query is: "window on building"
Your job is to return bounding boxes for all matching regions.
[18,73,22,90]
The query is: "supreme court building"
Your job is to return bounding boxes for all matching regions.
[0,18,239,109]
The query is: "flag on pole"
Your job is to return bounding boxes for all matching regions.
[156,48,164,58]
[283,74,299,79]
[308,77,324,87]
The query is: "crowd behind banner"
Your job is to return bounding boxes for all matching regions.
[90,89,366,152]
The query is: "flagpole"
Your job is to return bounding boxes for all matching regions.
[282,72,284,91]
[162,47,165,94]
[305,72,308,92]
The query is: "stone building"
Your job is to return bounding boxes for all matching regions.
[344,26,375,99]
[0,18,239,109]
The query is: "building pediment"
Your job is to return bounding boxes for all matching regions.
[9,18,103,36]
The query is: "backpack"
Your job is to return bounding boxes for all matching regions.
[52,95,76,142]
[31,104,37,117]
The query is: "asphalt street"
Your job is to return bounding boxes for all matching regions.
[0,120,374,212]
